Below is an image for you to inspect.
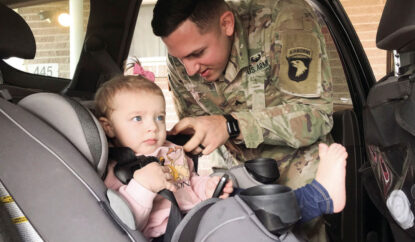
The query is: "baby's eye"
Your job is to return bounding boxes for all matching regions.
[156,115,165,121]
[132,116,142,122]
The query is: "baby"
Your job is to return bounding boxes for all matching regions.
[95,74,347,239]
[95,75,233,239]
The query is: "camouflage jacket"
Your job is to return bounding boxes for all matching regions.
[167,0,333,189]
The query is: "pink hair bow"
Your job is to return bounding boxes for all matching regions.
[133,63,155,82]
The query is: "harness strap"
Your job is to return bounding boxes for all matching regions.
[109,147,183,241]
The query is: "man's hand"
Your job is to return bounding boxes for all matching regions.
[133,163,177,193]
[205,176,234,199]
[168,115,229,155]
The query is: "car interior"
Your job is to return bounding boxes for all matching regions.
[1,0,414,241]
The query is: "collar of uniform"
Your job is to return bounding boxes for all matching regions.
[223,10,249,83]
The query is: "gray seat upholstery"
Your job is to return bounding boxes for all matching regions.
[0,92,146,241]
[18,93,108,177]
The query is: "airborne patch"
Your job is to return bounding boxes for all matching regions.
[279,32,321,97]
[286,47,312,82]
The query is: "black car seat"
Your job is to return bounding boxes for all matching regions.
[363,0,415,241]
[0,92,146,241]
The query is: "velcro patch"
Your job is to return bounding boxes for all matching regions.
[279,32,321,97]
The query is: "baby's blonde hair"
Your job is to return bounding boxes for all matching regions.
[94,75,165,118]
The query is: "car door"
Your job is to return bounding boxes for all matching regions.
[309,0,415,241]
[288,0,386,241]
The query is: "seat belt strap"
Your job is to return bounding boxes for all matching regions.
[159,189,183,242]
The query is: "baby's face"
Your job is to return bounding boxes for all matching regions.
[108,89,166,155]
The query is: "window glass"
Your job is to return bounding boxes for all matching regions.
[129,4,167,59]
[127,3,177,130]
[340,0,387,81]
[316,12,353,111]
[127,2,354,129]
[4,0,90,79]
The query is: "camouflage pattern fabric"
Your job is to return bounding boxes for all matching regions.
[168,0,333,189]
[167,1,333,240]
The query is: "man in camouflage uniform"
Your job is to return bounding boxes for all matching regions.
[152,0,333,240]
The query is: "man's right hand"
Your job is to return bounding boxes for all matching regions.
[133,163,177,193]
[168,115,229,155]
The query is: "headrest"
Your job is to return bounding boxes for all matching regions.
[18,93,108,177]
[0,3,36,59]
[376,0,415,52]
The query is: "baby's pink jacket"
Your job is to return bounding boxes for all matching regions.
[104,141,209,239]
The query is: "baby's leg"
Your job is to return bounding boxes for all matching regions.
[315,143,348,213]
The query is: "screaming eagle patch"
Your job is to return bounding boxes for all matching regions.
[279,32,321,97]
[287,47,312,82]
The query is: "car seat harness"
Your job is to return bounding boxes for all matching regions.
[108,147,303,242]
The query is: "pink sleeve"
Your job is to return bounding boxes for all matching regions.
[105,161,157,231]
[186,156,210,201]
[118,179,157,231]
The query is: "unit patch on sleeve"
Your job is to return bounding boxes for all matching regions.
[287,47,311,82]
[279,32,321,97]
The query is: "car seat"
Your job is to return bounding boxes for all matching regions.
[0,92,147,241]
[363,0,415,241]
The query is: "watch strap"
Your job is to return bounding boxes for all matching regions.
[223,114,240,138]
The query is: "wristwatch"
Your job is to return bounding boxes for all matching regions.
[223,114,240,139]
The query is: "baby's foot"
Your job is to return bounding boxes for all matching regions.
[315,143,348,213]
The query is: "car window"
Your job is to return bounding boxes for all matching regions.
[126,2,353,129]
[4,0,90,79]
[318,17,353,111]
[127,3,178,130]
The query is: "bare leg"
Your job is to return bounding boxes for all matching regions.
[315,143,348,213]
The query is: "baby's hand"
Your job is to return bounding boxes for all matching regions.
[205,176,234,199]
[133,162,177,193]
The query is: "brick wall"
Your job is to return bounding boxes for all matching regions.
[340,0,387,81]
[17,1,89,79]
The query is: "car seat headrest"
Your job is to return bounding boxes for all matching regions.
[0,3,36,59]
[376,0,415,52]
[18,93,108,177]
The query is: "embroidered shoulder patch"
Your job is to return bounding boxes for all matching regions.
[279,32,321,98]
[287,47,312,82]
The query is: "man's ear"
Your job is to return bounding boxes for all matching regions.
[99,117,115,138]
[220,11,235,37]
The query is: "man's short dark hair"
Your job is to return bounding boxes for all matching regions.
[152,0,228,37]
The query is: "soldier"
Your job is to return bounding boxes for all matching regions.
[152,0,333,240]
